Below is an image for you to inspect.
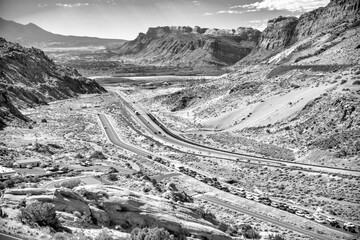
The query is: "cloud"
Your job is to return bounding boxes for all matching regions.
[231,0,330,12]
[56,3,90,8]
[203,10,243,16]
[36,4,48,8]
[249,19,268,31]
[193,1,200,6]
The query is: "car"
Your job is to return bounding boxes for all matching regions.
[330,221,340,228]
[246,194,254,200]
[343,222,356,232]
[253,196,261,202]
[261,200,272,206]
[295,210,305,217]
[271,202,279,208]
[287,208,296,214]
[305,214,314,220]
[314,217,326,224]
[326,217,337,223]
[279,204,288,210]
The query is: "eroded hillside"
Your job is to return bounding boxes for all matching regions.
[0,38,106,128]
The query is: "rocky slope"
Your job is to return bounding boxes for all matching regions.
[3,186,232,240]
[112,26,260,68]
[238,0,360,65]
[0,17,125,48]
[0,38,106,128]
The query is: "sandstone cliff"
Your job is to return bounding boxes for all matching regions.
[113,26,260,68]
[0,38,106,128]
[238,0,360,65]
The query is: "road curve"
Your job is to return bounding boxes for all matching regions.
[98,113,152,157]
[113,91,360,176]
[97,110,353,240]
[200,195,332,240]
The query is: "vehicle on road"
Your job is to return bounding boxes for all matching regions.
[279,203,288,210]
[271,202,279,208]
[326,217,336,223]
[343,222,356,232]
[314,217,326,224]
[245,193,254,200]
[295,210,306,217]
[305,214,314,220]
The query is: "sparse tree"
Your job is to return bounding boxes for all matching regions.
[19,201,62,231]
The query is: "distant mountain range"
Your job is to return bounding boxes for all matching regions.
[0,17,126,48]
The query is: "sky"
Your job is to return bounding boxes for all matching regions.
[0,0,330,40]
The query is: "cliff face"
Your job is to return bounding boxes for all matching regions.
[258,16,298,51]
[238,0,360,65]
[0,38,106,128]
[292,0,360,42]
[113,26,261,68]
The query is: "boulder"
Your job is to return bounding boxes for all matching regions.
[76,185,232,240]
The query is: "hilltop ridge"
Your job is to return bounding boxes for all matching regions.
[112,25,261,69]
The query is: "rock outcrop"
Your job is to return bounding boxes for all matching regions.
[112,26,261,68]
[237,0,360,65]
[291,0,360,42]
[3,186,232,240]
[259,16,298,51]
[0,38,106,127]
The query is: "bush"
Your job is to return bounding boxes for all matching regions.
[94,228,114,240]
[108,174,118,181]
[269,234,285,240]
[53,232,71,240]
[18,201,62,231]
[4,179,15,188]
[130,227,174,240]
[89,151,106,160]
[242,227,261,239]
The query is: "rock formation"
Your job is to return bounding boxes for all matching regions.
[238,0,360,65]
[112,26,261,68]
[0,38,106,127]
[3,186,232,240]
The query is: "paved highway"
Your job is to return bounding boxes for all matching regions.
[98,113,153,157]
[112,90,360,176]
[97,111,357,240]
[199,195,331,240]
[0,232,24,240]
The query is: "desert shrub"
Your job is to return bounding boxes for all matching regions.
[269,234,285,240]
[130,227,174,240]
[94,228,115,240]
[53,232,71,240]
[19,201,62,231]
[4,179,15,188]
[74,153,84,159]
[89,151,106,160]
[41,118,47,123]
[108,174,118,181]
[241,225,261,239]
[353,80,360,85]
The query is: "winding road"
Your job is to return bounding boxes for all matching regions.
[112,90,360,176]
[97,112,356,240]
